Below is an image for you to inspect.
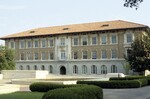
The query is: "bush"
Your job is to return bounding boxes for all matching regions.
[110,76,146,81]
[77,80,141,88]
[42,85,103,99]
[137,79,148,86]
[30,82,87,92]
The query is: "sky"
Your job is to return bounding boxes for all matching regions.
[0,0,150,45]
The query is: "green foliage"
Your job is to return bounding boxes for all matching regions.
[137,79,148,86]
[30,82,86,92]
[77,80,141,88]
[110,76,147,80]
[124,0,143,9]
[42,85,103,99]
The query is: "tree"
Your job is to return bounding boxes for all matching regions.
[0,46,15,72]
[124,0,143,9]
[126,28,150,74]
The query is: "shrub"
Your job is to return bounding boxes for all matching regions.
[77,80,141,88]
[30,82,87,92]
[137,79,148,86]
[42,85,103,99]
[110,76,146,81]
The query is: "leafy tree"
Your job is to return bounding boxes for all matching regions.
[124,0,143,9]
[126,28,150,74]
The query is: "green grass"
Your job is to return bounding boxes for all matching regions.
[0,91,44,99]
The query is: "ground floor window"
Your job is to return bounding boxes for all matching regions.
[111,65,117,73]
[82,65,87,74]
[91,65,97,74]
[26,65,30,70]
[41,65,45,70]
[49,65,53,73]
[34,65,38,70]
[20,65,23,70]
[101,65,107,74]
[73,65,78,74]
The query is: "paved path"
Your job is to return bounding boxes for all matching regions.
[103,86,150,99]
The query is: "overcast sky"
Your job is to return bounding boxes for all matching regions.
[0,0,150,45]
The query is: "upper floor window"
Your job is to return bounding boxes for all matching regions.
[41,39,46,48]
[34,40,39,48]
[111,49,117,59]
[111,34,117,44]
[20,40,25,49]
[91,36,97,45]
[61,51,65,60]
[26,52,32,60]
[82,37,88,45]
[126,33,133,43]
[49,52,54,60]
[34,52,38,60]
[73,52,78,59]
[92,51,97,59]
[27,41,32,48]
[60,38,65,46]
[41,52,47,60]
[101,35,107,44]
[101,50,107,59]
[20,53,25,60]
[83,51,88,59]
[10,41,15,49]
[73,37,79,46]
[49,39,54,47]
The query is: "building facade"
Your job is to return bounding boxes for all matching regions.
[0,20,148,75]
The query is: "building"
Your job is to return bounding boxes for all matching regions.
[0,20,148,75]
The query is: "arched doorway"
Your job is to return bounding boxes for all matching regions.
[60,66,66,75]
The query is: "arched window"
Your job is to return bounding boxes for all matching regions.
[20,65,23,70]
[41,65,45,70]
[91,65,97,74]
[49,65,53,73]
[111,65,117,73]
[34,65,38,70]
[73,65,78,74]
[26,65,30,70]
[82,65,87,74]
[101,65,107,74]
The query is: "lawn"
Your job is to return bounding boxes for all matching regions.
[0,91,44,99]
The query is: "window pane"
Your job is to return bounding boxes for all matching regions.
[73,38,78,45]
[111,35,117,44]
[82,37,88,45]
[42,40,46,48]
[42,52,46,60]
[92,51,97,59]
[127,34,132,43]
[101,65,107,74]
[34,52,38,60]
[61,51,65,59]
[34,41,39,48]
[73,65,78,74]
[49,39,54,47]
[27,41,32,48]
[92,37,97,45]
[10,42,15,48]
[20,41,25,48]
[111,50,117,58]
[91,65,97,74]
[102,50,107,59]
[83,51,87,59]
[82,65,87,74]
[49,52,54,60]
[101,35,106,44]
[61,38,65,46]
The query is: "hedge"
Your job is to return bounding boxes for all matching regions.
[30,82,87,92]
[109,76,147,81]
[137,79,148,87]
[42,85,103,99]
[77,80,141,88]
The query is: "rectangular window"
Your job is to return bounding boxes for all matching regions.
[27,41,32,48]
[34,40,39,48]
[34,52,38,60]
[49,52,54,60]
[83,51,88,59]
[10,42,15,49]
[101,50,107,59]
[60,38,65,46]
[42,52,46,60]
[20,53,25,60]
[92,51,97,59]
[111,49,117,58]
[20,41,25,49]
[111,35,117,44]
[92,37,97,45]
[101,35,107,44]
[82,37,88,45]
[73,52,78,59]
[41,40,46,48]
[61,51,65,59]
[26,52,32,60]
[127,34,132,43]
[73,38,78,46]
[49,39,54,47]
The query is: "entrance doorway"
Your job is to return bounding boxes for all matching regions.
[60,66,66,75]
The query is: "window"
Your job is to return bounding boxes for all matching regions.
[60,38,65,46]
[20,53,25,60]
[49,39,54,47]
[34,65,38,70]
[73,52,78,59]
[20,65,23,70]
[111,49,117,59]
[26,65,30,70]
[92,51,97,59]
[27,41,32,48]
[42,52,47,60]
[91,65,97,74]
[26,52,32,60]
[49,65,53,73]
[111,65,117,73]
[92,36,97,45]
[73,37,79,46]
[83,51,88,59]
[61,51,65,59]
[41,65,45,70]
[49,52,54,60]
[126,33,133,43]
[20,41,25,49]
[82,65,87,74]
[34,40,39,48]
[101,50,107,59]
[82,37,88,45]
[73,65,78,74]
[10,42,15,49]
[111,34,117,44]
[101,65,107,74]
[41,39,46,48]
[101,35,107,44]
[34,52,38,60]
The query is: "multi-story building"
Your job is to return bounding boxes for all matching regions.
[0,20,148,75]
